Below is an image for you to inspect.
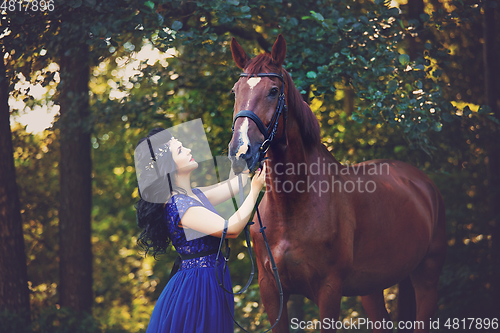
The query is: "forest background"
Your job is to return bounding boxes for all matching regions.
[1,0,499,332]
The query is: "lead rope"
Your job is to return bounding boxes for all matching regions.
[215,175,255,295]
[215,174,284,333]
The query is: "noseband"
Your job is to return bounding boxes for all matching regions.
[231,72,288,160]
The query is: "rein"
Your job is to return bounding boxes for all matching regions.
[216,71,287,332]
[215,178,284,333]
[215,175,255,296]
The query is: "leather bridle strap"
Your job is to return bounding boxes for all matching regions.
[218,71,285,332]
[233,110,269,139]
[215,174,255,297]
[231,72,288,158]
[215,177,283,333]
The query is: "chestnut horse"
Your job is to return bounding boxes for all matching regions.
[228,35,447,333]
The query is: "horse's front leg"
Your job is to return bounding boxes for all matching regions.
[315,277,343,333]
[361,290,392,333]
[258,270,290,333]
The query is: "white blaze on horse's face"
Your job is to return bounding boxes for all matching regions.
[245,77,261,109]
[236,118,250,158]
[234,77,262,159]
[247,77,261,89]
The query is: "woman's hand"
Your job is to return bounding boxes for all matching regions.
[251,162,267,192]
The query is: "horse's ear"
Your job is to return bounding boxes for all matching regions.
[271,34,286,67]
[231,37,250,69]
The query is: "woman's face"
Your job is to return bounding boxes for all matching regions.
[168,138,198,172]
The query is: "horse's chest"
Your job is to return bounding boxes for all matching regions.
[257,239,319,295]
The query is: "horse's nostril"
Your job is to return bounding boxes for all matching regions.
[231,158,247,175]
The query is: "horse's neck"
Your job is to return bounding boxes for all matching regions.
[267,111,341,176]
[265,126,338,202]
[267,143,340,179]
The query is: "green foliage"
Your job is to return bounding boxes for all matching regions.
[0,307,129,333]
[0,309,31,333]
[12,126,60,309]
[146,0,497,152]
[35,307,100,333]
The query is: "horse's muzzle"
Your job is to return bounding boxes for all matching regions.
[230,156,247,175]
[229,151,260,174]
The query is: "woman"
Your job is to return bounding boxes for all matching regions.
[135,127,266,333]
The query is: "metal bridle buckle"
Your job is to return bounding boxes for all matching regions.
[259,139,271,155]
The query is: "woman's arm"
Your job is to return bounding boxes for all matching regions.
[198,170,249,207]
[180,164,266,238]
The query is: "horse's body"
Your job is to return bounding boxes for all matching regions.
[228,35,446,333]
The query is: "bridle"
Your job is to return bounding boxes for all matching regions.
[217,71,287,333]
[231,72,288,161]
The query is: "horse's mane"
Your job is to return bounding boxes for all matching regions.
[244,53,321,146]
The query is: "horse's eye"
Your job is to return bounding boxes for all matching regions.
[269,87,279,97]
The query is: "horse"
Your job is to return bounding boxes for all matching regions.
[227,34,447,333]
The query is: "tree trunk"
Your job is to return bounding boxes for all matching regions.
[58,40,93,313]
[344,85,354,116]
[407,0,425,60]
[0,51,30,319]
[483,0,500,313]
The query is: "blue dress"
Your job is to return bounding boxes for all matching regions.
[146,188,234,333]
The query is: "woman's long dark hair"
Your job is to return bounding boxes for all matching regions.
[135,127,186,258]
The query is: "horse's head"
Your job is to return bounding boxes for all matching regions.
[228,35,287,174]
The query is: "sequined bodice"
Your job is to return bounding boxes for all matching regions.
[164,188,221,269]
